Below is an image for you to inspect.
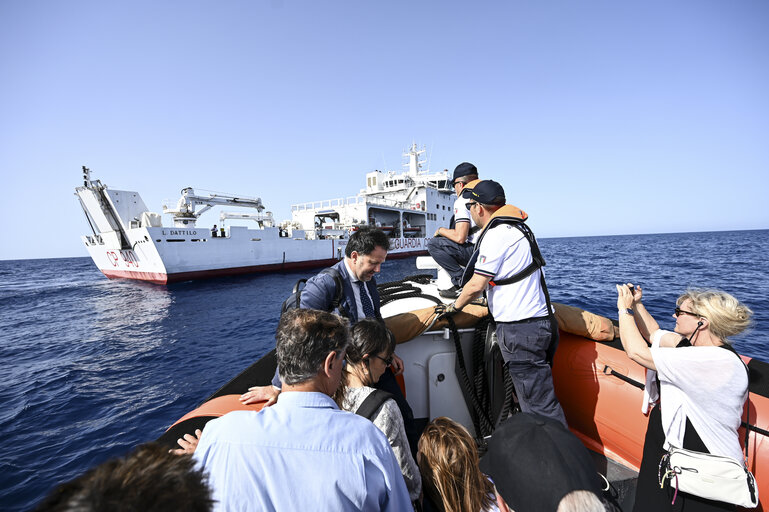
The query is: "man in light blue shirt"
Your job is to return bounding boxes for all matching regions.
[193,309,411,511]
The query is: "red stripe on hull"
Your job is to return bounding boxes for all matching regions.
[100,250,428,284]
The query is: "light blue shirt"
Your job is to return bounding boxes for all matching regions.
[193,391,412,512]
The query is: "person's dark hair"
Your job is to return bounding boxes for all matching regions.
[332,319,394,402]
[277,308,350,385]
[479,197,506,208]
[34,443,213,512]
[345,227,390,258]
[347,318,395,364]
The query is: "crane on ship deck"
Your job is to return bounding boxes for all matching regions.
[163,187,267,228]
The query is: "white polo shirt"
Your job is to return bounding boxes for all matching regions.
[473,223,548,322]
[453,195,478,244]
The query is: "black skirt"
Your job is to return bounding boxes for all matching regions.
[633,405,736,512]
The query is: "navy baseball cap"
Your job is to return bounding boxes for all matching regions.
[479,413,604,512]
[461,179,505,205]
[451,162,478,185]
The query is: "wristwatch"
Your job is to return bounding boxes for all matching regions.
[619,308,634,316]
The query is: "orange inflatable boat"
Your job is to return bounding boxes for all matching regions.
[159,279,769,511]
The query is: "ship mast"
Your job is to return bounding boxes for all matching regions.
[403,143,427,176]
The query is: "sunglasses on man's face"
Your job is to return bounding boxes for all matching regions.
[465,201,478,210]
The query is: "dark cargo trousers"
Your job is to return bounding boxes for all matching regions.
[496,317,567,427]
[426,236,474,288]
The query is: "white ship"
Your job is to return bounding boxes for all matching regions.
[75,144,455,284]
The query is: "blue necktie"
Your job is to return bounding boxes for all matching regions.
[356,281,376,318]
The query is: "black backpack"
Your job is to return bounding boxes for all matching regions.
[280,267,349,318]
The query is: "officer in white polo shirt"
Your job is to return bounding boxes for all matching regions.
[448,180,566,426]
[427,162,480,298]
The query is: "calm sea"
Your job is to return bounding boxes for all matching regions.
[1,229,767,511]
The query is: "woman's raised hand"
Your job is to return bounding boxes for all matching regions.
[616,284,634,310]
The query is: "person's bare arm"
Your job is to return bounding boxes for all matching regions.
[454,273,491,310]
[617,285,656,370]
[434,221,470,244]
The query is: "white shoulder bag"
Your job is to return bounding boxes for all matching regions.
[658,354,758,508]
[659,446,758,508]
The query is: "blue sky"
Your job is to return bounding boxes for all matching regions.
[1,0,767,260]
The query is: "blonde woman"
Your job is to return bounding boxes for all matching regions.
[417,417,505,512]
[616,285,752,511]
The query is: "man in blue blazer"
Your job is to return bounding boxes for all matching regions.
[300,228,388,325]
[241,229,412,428]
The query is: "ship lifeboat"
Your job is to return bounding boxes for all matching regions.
[158,277,769,511]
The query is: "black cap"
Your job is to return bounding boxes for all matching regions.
[479,414,603,512]
[452,162,478,185]
[460,179,505,205]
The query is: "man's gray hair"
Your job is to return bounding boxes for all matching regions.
[276,309,350,386]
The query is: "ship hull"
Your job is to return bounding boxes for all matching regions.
[83,226,429,284]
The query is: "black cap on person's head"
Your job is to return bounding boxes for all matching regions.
[460,179,505,205]
[451,162,478,185]
[479,413,604,512]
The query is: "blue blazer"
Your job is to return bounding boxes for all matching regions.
[271,260,382,388]
[300,259,382,324]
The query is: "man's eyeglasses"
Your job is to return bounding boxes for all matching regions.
[674,307,699,318]
[465,201,478,210]
[374,354,394,366]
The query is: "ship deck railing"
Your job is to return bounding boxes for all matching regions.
[292,195,418,212]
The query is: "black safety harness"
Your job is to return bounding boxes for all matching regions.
[462,214,558,358]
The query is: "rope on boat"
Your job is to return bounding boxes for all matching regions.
[446,315,496,437]
[378,275,444,307]
[380,290,443,307]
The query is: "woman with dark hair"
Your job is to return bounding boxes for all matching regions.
[340,318,421,503]
[417,417,503,512]
[616,285,753,511]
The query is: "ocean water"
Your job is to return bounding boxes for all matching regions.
[1,229,767,511]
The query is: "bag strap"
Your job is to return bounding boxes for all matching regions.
[291,278,308,309]
[354,389,393,420]
[719,344,751,462]
[318,267,349,318]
